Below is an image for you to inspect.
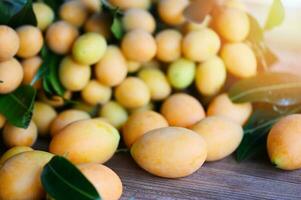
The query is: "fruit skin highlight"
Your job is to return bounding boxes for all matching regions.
[267,114,301,170]
[131,127,207,178]
[191,116,243,161]
[78,163,123,200]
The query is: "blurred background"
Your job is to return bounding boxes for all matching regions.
[243,0,301,74]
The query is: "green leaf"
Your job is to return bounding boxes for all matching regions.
[237,104,301,161]
[32,46,65,97]
[111,16,123,39]
[229,72,301,106]
[247,15,278,71]
[0,0,37,27]
[264,0,285,31]
[0,85,36,128]
[41,156,101,200]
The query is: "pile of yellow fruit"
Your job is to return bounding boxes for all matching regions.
[0,0,300,199]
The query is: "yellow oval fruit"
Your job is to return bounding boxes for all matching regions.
[84,13,111,39]
[211,6,250,42]
[207,93,252,125]
[16,25,43,58]
[115,77,151,109]
[0,146,33,166]
[0,58,23,94]
[123,8,156,33]
[72,32,107,65]
[0,151,53,200]
[32,102,57,136]
[127,60,141,73]
[0,114,5,129]
[33,2,54,30]
[3,121,38,148]
[131,127,207,178]
[59,1,88,27]
[0,25,19,61]
[46,21,79,55]
[267,114,301,170]
[155,29,182,62]
[221,43,257,78]
[138,68,171,101]
[81,80,112,106]
[78,163,123,200]
[121,29,157,62]
[21,56,42,87]
[158,0,189,25]
[50,109,91,137]
[182,28,221,62]
[192,116,243,161]
[95,45,128,87]
[161,93,205,127]
[49,119,120,164]
[195,56,226,96]
[109,0,150,10]
[59,56,91,91]
[100,101,128,129]
[123,111,168,148]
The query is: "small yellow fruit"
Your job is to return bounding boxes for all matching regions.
[211,6,250,42]
[138,68,171,101]
[21,56,42,87]
[207,93,252,125]
[32,102,57,136]
[33,2,54,30]
[115,77,151,109]
[72,32,107,65]
[0,146,33,166]
[123,8,156,33]
[46,21,79,55]
[59,56,91,91]
[221,43,257,78]
[16,25,43,58]
[95,45,128,87]
[158,0,189,25]
[109,0,151,10]
[155,29,182,62]
[100,101,128,129]
[0,25,19,61]
[78,163,123,200]
[3,121,38,148]
[195,56,226,96]
[50,109,91,137]
[49,119,120,164]
[81,80,112,106]
[267,114,301,170]
[131,127,207,178]
[123,111,168,148]
[127,60,141,73]
[191,116,243,161]
[182,28,221,62]
[161,93,205,127]
[0,58,23,94]
[59,1,88,27]
[0,151,53,200]
[121,29,157,62]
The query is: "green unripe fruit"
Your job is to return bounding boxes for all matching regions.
[72,33,107,65]
[167,58,196,90]
[100,101,128,129]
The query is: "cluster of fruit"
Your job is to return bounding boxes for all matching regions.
[0,0,300,200]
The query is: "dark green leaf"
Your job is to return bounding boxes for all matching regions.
[33,46,65,96]
[0,0,37,27]
[41,156,101,200]
[0,85,36,128]
[237,104,301,161]
[111,16,123,39]
[264,0,285,31]
[229,72,301,106]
